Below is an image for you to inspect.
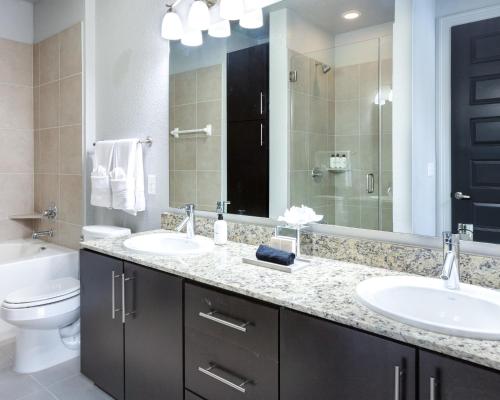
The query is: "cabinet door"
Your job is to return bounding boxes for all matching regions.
[419,350,500,400]
[80,250,124,400]
[280,309,416,400]
[124,262,183,400]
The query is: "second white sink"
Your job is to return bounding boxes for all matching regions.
[356,276,500,340]
[123,232,214,256]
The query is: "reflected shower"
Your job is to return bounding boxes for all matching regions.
[315,62,332,74]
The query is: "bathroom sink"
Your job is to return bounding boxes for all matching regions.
[123,233,214,256]
[356,276,500,340]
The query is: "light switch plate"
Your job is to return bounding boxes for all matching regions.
[147,174,156,195]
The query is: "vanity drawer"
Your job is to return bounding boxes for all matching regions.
[185,390,206,400]
[185,283,278,360]
[185,329,278,400]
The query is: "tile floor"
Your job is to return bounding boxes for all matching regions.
[0,341,112,400]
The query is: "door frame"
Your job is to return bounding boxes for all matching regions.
[436,4,500,234]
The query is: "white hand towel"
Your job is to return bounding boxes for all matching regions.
[91,141,115,208]
[110,139,145,215]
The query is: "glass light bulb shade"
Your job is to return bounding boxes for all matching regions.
[243,0,261,11]
[208,19,231,38]
[161,11,184,40]
[239,8,263,29]
[188,1,210,31]
[181,30,203,46]
[220,0,244,20]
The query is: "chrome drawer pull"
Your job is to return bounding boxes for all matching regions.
[199,311,250,333]
[198,364,251,393]
[394,366,403,400]
[430,377,437,400]
[111,271,121,319]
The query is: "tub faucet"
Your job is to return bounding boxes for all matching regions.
[441,232,460,290]
[32,229,54,240]
[176,204,195,239]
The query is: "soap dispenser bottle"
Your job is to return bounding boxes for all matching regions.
[214,201,230,245]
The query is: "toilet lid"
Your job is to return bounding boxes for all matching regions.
[3,278,80,307]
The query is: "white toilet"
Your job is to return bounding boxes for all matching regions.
[1,225,131,374]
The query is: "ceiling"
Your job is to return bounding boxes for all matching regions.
[268,0,395,36]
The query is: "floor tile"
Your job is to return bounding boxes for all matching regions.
[47,375,113,400]
[0,369,44,400]
[31,357,80,387]
[17,390,57,400]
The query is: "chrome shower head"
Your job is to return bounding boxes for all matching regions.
[315,62,331,74]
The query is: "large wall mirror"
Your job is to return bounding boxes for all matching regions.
[168,0,500,247]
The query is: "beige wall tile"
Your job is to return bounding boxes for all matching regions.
[0,84,33,129]
[173,103,196,131]
[335,65,359,101]
[55,221,82,249]
[35,173,59,212]
[196,100,221,135]
[174,137,196,170]
[310,60,329,99]
[291,132,309,171]
[382,134,392,172]
[335,135,359,169]
[33,43,39,86]
[60,125,82,174]
[360,206,379,230]
[359,62,379,99]
[0,38,33,86]
[196,171,221,206]
[60,24,82,78]
[196,135,221,171]
[334,203,361,228]
[382,102,392,133]
[290,171,309,207]
[36,128,59,173]
[0,173,33,217]
[291,91,309,132]
[309,134,328,169]
[60,74,82,125]
[0,220,32,241]
[289,52,310,94]
[33,86,39,129]
[335,100,359,134]
[197,65,221,102]
[169,138,175,170]
[174,171,196,204]
[39,35,60,84]
[174,71,196,105]
[0,130,34,173]
[360,97,378,134]
[39,81,59,128]
[359,134,379,171]
[169,171,175,205]
[310,97,329,134]
[59,174,82,224]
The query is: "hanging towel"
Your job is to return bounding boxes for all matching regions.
[110,139,145,215]
[90,141,115,208]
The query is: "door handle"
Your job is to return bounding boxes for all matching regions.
[111,271,121,319]
[199,311,250,332]
[454,192,471,200]
[394,366,403,400]
[366,173,375,194]
[260,92,264,115]
[430,377,438,400]
[121,274,136,324]
[260,123,263,147]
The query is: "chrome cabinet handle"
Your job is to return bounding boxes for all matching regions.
[394,366,403,400]
[199,311,250,333]
[454,192,471,200]
[260,92,264,115]
[430,377,437,400]
[366,173,375,193]
[111,271,121,319]
[198,364,250,393]
[260,123,263,147]
[121,274,136,324]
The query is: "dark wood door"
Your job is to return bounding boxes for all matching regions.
[419,350,500,399]
[227,44,268,122]
[280,309,416,400]
[80,250,124,400]
[451,16,500,243]
[227,120,269,217]
[124,262,183,400]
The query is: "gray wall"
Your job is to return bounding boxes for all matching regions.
[0,0,33,43]
[87,0,170,233]
[34,0,84,43]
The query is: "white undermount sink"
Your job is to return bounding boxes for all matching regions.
[123,232,214,256]
[356,276,500,340]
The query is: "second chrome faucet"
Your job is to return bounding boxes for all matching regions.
[441,232,460,290]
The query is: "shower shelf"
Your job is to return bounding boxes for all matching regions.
[9,213,43,220]
[328,168,350,172]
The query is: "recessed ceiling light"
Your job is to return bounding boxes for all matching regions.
[342,10,361,20]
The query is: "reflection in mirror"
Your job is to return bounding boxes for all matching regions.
[168,0,395,229]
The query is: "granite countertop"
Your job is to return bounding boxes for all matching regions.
[81,229,500,371]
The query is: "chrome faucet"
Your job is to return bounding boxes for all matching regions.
[176,203,195,239]
[42,203,57,220]
[441,232,460,290]
[32,229,54,240]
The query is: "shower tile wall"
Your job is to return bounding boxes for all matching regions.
[169,64,222,212]
[34,23,83,249]
[0,38,34,240]
[289,50,336,224]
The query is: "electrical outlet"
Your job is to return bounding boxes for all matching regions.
[147,174,156,195]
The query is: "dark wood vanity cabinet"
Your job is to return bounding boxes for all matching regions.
[80,250,183,400]
[419,350,500,400]
[280,309,417,400]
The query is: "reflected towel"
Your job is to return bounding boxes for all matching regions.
[91,141,115,208]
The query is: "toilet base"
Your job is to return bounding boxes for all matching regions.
[14,328,80,374]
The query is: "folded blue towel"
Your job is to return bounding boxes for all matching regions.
[256,245,296,266]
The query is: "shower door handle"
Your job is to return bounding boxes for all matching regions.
[366,173,375,194]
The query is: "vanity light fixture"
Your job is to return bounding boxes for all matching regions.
[181,29,203,46]
[188,0,211,30]
[220,0,245,20]
[240,7,263,29]
[342,10,361,20]
[208,19,231,37]
[161,9,184,40]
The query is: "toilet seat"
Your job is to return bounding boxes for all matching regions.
[2,278,80,309]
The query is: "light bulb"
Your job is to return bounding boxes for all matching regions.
[181,30,203,46]
[208,20,231,38]
[244,0,261,12]
[188,1,210,31]
[220,0,244,20]
[240,7,263,29]
[342,10,361,20]
[161,11,183,40]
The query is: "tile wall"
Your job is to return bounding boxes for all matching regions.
[34,23,83,249]
[0,38,34,240]
[169,64,223,212]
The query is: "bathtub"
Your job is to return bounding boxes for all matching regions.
[0,239,79,343]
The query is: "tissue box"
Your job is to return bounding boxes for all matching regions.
[270,236,296,254]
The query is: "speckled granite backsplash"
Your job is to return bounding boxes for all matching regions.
[161,212,500,289]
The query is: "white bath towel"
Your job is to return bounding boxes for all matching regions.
[110,139,145,215]
[91,141,115,208]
